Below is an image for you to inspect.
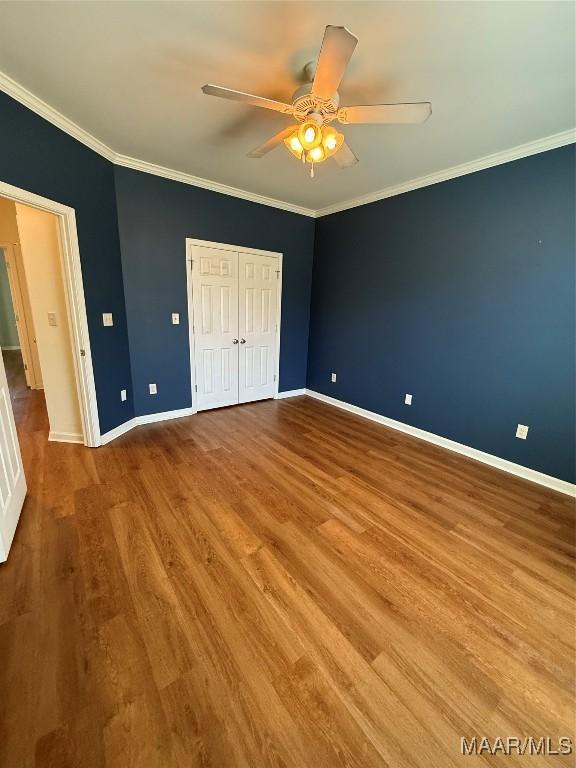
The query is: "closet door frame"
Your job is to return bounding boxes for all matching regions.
[185,238,283,412]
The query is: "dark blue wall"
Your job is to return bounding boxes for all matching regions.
[2,89,573,482]
[0,91,133,434]
[113,166,315,416]
[308,145,576,483]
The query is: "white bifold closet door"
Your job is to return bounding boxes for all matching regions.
[192,246,279,412]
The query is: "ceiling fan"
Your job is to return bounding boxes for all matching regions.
[201,25,431,177]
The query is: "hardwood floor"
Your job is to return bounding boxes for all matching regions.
[0,352,574,767]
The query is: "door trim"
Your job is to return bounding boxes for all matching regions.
[0,241,42,388]
[0,180,100,447]
[185,238,283,411]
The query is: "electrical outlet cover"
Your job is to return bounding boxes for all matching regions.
[405,393,413,405]
[516,424,529,439]
[149,383,157,395]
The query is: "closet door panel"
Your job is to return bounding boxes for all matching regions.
[238,253,278,404]
[192,247,239,410]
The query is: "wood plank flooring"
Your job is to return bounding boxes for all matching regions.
[0,349,574,767]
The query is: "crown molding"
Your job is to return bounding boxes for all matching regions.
[0,70,315,217]
[1,69,573,220]
[114,154,315,217]
[0,70,116,161]
[315,129,576,217]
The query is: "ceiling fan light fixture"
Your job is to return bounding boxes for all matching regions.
[307,145,326,163]
[322,127,344,157]
[204,24,432,174]
[298,120,323,150]
[283,131,304,159]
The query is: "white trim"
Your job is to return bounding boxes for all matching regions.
[185,243,199,418]
[0,346,20,351]
[137,407,195,425]
[99,407,195,445]
[315,130,576,217]
[305,390,576,498]
[99,418,137,446]
[115,155,313,218]
[2,69,572,219]
[0,71,312,217]
[186,238,283,409]
[0,71,115,161]
[48,431,84,444]
[186,238,282,259]
[275,388,306,399]
[0,180,100,447]
[274,253,283,400]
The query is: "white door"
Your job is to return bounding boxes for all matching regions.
[238,252,279,404]
[192,246,239,411]
[0,349,26,562]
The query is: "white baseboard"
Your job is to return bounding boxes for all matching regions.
[1,346,21,351]
[275,388,307,399]
[98,407,196,445]
[99,418,137,446]
[305,390,576,497]
[137,407,195,425]
[48,431,84,444]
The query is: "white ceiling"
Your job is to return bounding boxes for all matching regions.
[0,1,573,211]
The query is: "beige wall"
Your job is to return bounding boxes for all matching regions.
[15,204,82,438]
[0,198,43,388]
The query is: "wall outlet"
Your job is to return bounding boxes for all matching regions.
[47,311,57,327]
[516,424,529,440]
[405,393,413,405]
[331,372,337,383]
[120,389,127,402]
[102,312,113,327]
[171,313,180,325]
[149,383,157,395]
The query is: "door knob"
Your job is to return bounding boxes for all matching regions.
[240,338,246,344]
[232,338,238,344]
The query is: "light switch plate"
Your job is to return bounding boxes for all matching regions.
[120,389,127,402]
[102,312,113,327]
[516,424,529,440]
[331,372,337,383]
[149,383,157,395]
[172,313,180,325]
[405,393,413,405]
[47,312,57,327]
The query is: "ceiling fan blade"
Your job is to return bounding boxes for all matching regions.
[338,102,432,124]
[247,125,299,158]
[311,26,358,101]
[201,84,293,115]
[334,141,358,168]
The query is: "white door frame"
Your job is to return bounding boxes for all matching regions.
[0,180,100,447]
[185,238,283,412]
[0,240,42,388]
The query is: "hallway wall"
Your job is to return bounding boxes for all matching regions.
[16,203,82,439]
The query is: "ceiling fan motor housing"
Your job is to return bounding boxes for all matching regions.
[291,83,339,124]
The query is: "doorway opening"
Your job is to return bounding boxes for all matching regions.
[0,196,84,443]
[0,180,99,448]
[186,239,283,412]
